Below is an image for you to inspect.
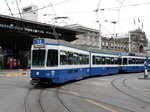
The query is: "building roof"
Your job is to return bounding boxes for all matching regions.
[115,34,129,39]
[0,14,81,42]
[66,24,99,33]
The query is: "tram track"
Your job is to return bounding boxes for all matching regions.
[56,87,73,112]
[122,76,150,99]
[24,88,32,112]
[45,86,135,112]
[111,74,150,106]
[24,87,46,112]
[23,73,150,112]
[38,89,45,112]
[72,93,135,112]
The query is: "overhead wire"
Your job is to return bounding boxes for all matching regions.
[53,0,72,5]
[100,1,150,11]
[12,1,150,17]
[117,0,126,23]
[16,0,22,19]
[47,0,57,17]
[101,25,112,35]
[116,0,126,34]
[4,0,14,17]
[115,0,122,4]
[26,0,34,5]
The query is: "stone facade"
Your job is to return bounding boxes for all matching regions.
[70,25,148,55]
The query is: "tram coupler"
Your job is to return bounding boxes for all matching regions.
[30,78,52,86]
[30,78,40,86]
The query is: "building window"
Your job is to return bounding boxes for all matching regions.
[102,42,105,47]
[121,45,123,49]
[111,43,113,48]
[115,44,117,49]
[106,42,108,48]
[118,44,120,49]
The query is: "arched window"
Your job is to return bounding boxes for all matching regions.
[139,45,143,53]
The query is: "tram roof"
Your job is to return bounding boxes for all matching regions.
[43,38,89,51]
[42,38,128,55]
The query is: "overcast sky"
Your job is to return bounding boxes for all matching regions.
[0,0,150,40]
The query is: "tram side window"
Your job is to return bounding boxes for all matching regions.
[84,55,89,65]
[60,51,67,65]
[83,55,86,64]
[47,50,58,66]
[148,59,150,64]
[92,56,96,65]
[106,57,111,65]
[132,58,135,64]
[111,57,115,65]
[73,53,79,65]
[139,59,143,64]
[68,52,73,65]
[79,54,83,65]
[118,58,122,65]
[128,58,132,64]
[96,56,101,65]
[87,55,89,64]
[123,58,127,65]
[102,57,106,64]
[142,59,145,64]
[115,58,118,64]
[136,59,139,64]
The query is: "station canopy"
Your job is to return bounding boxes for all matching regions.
[0,14,79,51]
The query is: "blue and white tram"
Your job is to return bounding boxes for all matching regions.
[30,38,90,85]
[90,52,119,76]
[30,38,149,86]
[119,55,146,73]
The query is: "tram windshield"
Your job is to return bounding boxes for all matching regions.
[32,50,46,66]
[46,50,58,66]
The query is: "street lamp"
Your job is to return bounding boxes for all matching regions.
[52,16,70,40]
[104,20,117,49]
[95,0,102,50]
[111,21,117,49]
[53,16,70,26]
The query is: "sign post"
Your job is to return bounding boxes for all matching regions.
[144,56,148,78]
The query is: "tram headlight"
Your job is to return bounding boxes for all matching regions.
[51,71,55,76]
[36,72,40,75]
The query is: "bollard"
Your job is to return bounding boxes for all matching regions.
[144,69,148,78]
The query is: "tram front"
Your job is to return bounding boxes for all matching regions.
[30,38,59,86]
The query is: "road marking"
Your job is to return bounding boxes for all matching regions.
[90,82,109,87]
[23,75,29,77]
[4,73,29,77]
[69,91,80,96]
[14,73,19,77]
[98,79,109,81]
[61,86,68,90]
[86,99,118,112]
[6,74,11,77]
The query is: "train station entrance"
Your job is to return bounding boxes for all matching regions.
[0,14,78,69]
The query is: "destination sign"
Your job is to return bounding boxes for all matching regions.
[34,39,45,48]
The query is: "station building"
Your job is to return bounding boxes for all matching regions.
[0,14,79,69]
[69,24,148,56]
[0,14,148,69]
